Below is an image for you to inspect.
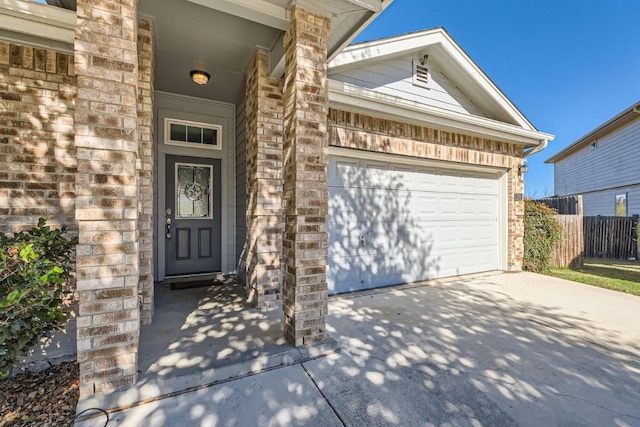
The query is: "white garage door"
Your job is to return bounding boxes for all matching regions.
[328,156,501,294]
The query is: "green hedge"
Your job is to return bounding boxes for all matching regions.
[0,218,76,377]
[523,200,562,273]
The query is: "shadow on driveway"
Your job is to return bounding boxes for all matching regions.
[80,273,640,426]
[306,275,640,426]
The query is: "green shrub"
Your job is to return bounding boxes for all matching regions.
[523,200,562,273]
[0,218,76,378]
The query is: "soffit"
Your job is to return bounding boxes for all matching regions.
[41,0,387,103]
[138,0,281,103]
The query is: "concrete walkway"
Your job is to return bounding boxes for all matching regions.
[77,272,640,426]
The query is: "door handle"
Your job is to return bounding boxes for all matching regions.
[360,234,365,246]
[166,217,172,239]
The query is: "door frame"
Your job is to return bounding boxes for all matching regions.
[155,92,235,282]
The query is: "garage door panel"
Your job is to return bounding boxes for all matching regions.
[367,250,438,288]
[459,224,497,245]
[328,255,364,293]
[328,188,365,222]
[329,187,413,220]
[363,220,498,255]
[436,248,497,278]
[331,186,497,219]
[329,159,364,188]
[328,157,501,294]
[327,222,359,257]
[457,195,497,215]
[365,223,433,255]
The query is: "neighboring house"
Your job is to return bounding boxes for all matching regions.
[0,0,552,397]
[546,101,640,216]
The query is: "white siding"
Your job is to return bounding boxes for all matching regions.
[235,97,247,282]
[329,54,486,117]
[554,117,640,216]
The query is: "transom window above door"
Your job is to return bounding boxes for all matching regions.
[165,118,222,150]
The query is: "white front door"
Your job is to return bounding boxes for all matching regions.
[328,156,501,294]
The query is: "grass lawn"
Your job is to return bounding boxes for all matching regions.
[549,258,640,297]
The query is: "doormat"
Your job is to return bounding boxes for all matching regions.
[166,274,235,291]
[169,280,216,290]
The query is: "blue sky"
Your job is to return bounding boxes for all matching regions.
[355,0,640,197]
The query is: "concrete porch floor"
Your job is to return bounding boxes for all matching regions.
[78,279,338,414]
[138,280,288,382]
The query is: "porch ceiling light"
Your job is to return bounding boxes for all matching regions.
[190,70,210,85]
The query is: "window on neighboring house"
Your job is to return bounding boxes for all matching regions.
[615,193,627,216]
[165,119,222,150]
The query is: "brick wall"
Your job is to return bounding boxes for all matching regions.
[282,7,331,346]
[137,17,155,324]
[244,49,284,309]
[74,0,141,395]
[0,42,77,234]
[328,109,526,270]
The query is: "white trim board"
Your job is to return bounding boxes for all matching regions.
[328,146,508,175]
[328,79,553,147]
[326,0,393,63]
[164,118,223,151]
[185,0,290,30]
[0,0,75,48]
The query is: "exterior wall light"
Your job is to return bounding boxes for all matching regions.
[190,70,210,85]
[518,164,529,174]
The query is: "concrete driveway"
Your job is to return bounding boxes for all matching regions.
[80,272,640,426]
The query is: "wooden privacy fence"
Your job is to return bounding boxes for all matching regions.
[538,196,582,215]
[551,215,584,268]
[583,216,638,259]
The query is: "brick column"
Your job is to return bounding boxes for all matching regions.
[245,49,285,310]
[137,17,155,324]
[74,0,140,395]
[282,7,331,346]
[508,157,525,270]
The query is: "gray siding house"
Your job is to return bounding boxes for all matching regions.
[546,101,640,217]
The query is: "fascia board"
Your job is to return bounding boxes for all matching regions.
[328,79,553,147]
[327,0,393,63]
[0,0,75,45]
[329,28,442,72]
[344,0,383,12]
[271,0,394,78]
[185,0,290,30]
[437,31,535,131]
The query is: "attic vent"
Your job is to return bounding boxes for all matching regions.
[412,56,429,88]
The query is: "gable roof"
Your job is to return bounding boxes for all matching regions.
[545,100,640,164]
[329,28,542,133]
